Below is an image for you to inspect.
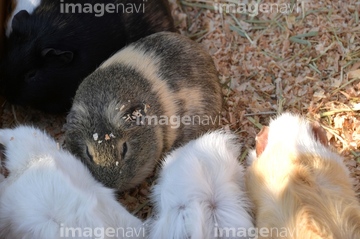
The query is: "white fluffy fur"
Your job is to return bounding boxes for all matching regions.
[6,0,41,36]
[147,130,254,239]
[255,112,345,165]
[0,126,145,239]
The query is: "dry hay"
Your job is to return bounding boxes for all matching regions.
[0,0,359,219]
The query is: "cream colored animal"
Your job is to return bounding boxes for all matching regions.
[246,113,360,239]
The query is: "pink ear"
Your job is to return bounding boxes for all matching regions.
[310,122,328,146]
[256,126,269,157]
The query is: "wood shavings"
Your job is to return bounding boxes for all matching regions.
[143,104,150,113]
[93,133,98,141]
[175,0,360,201]
[123,114,133,122]
[348,69,360,79]
[123,108,144,123]
[132,109,143,118]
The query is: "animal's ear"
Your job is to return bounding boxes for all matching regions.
[41,48,74,65]
[310,122,328,146]
[255,126,269,157]
[12,10,30,32]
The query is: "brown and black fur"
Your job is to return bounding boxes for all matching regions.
[64,32,222,191]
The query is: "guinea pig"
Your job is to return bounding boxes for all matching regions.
[146,130,254,239]
[0,126,145,239]
[0,0,175,113]
[246,113,360,239]
[64,32,223,191]
[5,0,42,37]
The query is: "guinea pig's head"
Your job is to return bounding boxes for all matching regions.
[255,113,329,158]
[64,101,163,191]
[0,10,76,113]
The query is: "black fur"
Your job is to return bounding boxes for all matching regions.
[0,0,175,113]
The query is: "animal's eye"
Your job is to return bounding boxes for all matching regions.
[121,142,127,159]
[86,146,93,162]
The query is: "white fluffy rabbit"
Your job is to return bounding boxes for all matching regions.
[6,0,41,36]
[147,130,254,239]
[0,126,145,239]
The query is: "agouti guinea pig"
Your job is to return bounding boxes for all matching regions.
[0,0,175,113]
[0,126,145,239]
[64,32,222,191]
[147,130,254,239]
[246,113,360,239]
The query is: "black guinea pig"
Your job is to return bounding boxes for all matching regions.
[0,0,175,113]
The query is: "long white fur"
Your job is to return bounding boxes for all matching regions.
[0,126,145,239]
[147,130,254,239]
[6,0,41,36]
